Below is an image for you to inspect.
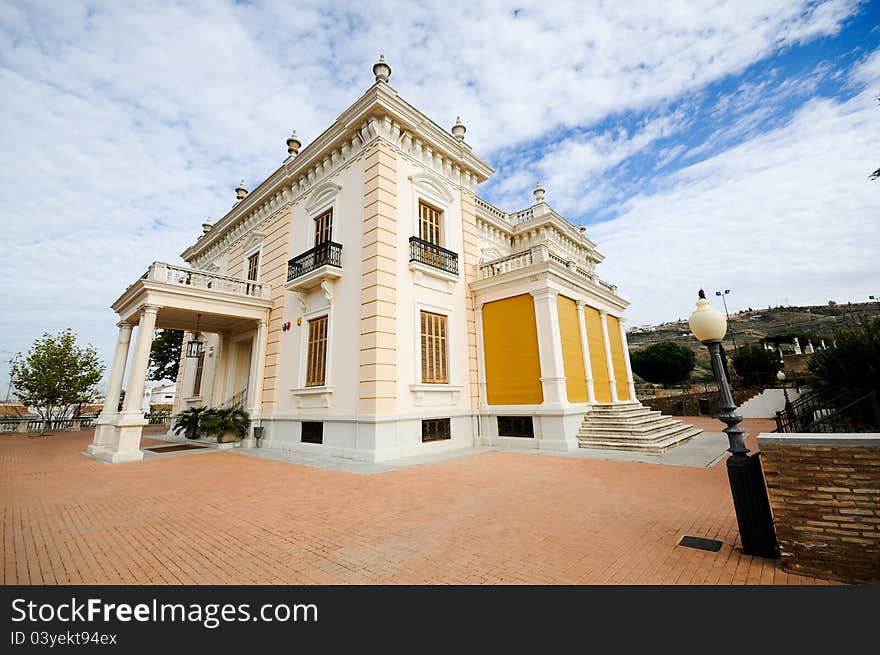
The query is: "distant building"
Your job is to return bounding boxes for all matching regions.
[149,384,176,405]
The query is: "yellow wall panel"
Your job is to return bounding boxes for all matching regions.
[606,314,631,401]
[482,294,543,405]
[556,296,588,403]
[584,306,612,402]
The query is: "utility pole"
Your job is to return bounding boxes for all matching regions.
[715,290,738,356]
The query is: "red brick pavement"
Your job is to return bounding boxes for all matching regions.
[0,421,832,585]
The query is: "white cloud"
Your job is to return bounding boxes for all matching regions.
[0,0,868,389]
[589,53,880,325]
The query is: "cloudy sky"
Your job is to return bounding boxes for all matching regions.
[0,0,878,390]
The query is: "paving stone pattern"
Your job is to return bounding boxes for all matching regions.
[1,422,832,585]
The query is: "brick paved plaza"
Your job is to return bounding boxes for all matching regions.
[2,421,832,585]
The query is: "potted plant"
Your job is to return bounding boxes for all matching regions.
[200,406,250,444]
[171,406,209,440]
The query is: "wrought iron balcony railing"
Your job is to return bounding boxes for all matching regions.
[409,236,458,275]
[287,241,343,282]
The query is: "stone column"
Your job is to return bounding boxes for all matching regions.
[575,301,596,404]
[99,305,157,463]
[87,322,133,454]
[618,316,637,401]
[210,333,227,406]
[247,319,268,418]
[531,290,568,407]
[120,306,159,419]
[599,310,619,403]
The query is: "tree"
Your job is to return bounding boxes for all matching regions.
[630,341,696,387]
[731,343,780,386]
[808,317,880,393]
[148,329,183,382]
[9,329,105,435]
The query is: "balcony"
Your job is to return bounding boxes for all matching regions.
[111,261,272,333]
[141,262,268,299]
[285,241,343,292]
[409,237,459,276]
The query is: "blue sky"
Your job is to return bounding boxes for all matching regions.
[0,0,878,391]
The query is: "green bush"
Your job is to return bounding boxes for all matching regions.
[200,407,250,443]
[808,317,880,393]
[732,343,781,386]
[630,341,696,387]
[171,406,210,440]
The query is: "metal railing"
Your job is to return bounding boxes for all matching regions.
[145,410,171,425]
[774,387,880,433]
[223,388,248,410]
[409,237,458,275]
[287,241,343,281]
[143,261,267,298]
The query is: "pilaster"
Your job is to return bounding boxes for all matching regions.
[576,301,596,404]
[530,289,568,407]
[599,309,619,403]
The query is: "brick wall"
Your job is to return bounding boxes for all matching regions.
[758,433,880,583]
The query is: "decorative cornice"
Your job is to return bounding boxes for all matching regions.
[181,83,493,264]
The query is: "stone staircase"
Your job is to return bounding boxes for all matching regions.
[577,402,702,453]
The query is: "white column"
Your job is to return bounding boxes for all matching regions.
[97,305,157,463]
[618,316,637,401]
[474,304,488,407]
[120,305,159,420]
[575,301,596,404]
[531,290,568,407]
[88,322,133,453]
[210,333,227,406]
[247,319,268,418]
[599,310,619,403]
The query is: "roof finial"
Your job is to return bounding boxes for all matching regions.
[286,130,301,157]
[235,179,248,202]
[451,116,466,141]
[533,182,545,203]
[373,54,391,83]
[698,289,706,300]
[202,217,213,234]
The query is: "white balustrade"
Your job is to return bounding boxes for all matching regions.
[143,262,267,299]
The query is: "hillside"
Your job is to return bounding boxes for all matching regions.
[626,300,880,381]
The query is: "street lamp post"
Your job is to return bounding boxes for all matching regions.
[715,289,738,356]
[689,290,778,558]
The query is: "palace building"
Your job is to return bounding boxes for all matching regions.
[87,57,700,464]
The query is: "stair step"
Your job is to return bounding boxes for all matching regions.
[577,426,703,454]
[578,422,698,441]
[581,414,675,428]
[578,421,687,436]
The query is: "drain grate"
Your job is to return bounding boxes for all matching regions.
[147,444,208,453]
[679,535,723,552]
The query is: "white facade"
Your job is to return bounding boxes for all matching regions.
[88,57,694,465]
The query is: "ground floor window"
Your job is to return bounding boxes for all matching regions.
[421,418,450,442]
[301,421,323,444]
[497,416,534,438]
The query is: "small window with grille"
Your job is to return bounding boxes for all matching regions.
[497,416,534,438]
[301,422,323,444]
[422,418,451,442]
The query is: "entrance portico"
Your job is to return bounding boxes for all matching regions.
[86,261,271,463]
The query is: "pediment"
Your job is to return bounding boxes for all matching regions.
[410,172,454,204]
